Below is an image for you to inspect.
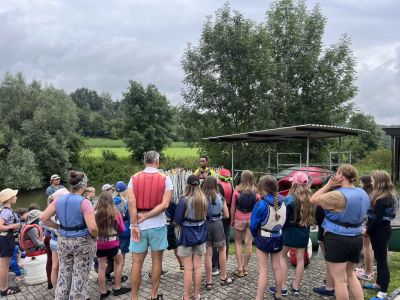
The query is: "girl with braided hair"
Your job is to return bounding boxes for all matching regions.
[250,175,286,300]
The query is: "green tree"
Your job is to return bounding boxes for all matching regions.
[181,1,358,169]
[344,112,383,161]
[122,81,173,161]
[0,140,41,189]
[0,73,81,187]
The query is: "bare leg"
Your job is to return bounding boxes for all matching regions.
[319,242,334,290]
[0,257,11,291]
[234,229,243,271]
[327,262,349,300]
[255,249,268,300]
[51,251,59,289]
[174,248,183,267]
[131,252,147,300]
[98,257,108,294]
[293,248,305,289]
[363,236,374,276]
[243,226,252,272]
[346,262,364,300]
[150,250,164,299]
[181,255,193,300]
[281,246,290,289]
[205,246,213,284]
[218,245,227,279]
[113,251,124,290]
[193,254,202,299]
[271,252,282,298]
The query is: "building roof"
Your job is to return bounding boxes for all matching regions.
[383,127,400,138]
[204,124,369,143]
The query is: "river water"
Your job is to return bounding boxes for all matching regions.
[15,189,48,210]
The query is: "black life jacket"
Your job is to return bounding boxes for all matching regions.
[236,192,257,213]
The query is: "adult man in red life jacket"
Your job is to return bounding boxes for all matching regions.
[127,151,173,300]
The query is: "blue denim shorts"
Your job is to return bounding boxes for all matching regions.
[129,226,168,253]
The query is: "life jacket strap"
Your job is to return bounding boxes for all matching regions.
[325,216,362,228]
[59,223,87,231]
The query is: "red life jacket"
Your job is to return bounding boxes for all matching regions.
[19,224,43,252]
[218,181,233,206]
[133,171,166,211]
[289,248,310,267]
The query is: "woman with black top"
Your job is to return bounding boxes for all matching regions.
[363,171,399,299]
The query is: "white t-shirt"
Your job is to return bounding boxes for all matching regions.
[128,167,173,231]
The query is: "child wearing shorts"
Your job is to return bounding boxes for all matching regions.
[175,175,208,300]
[202,176,234,289]
[250,175,286,300]
[230,170,258,277]
[95,191,131,299]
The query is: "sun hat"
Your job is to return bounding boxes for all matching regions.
[115,181,127,193]
[50,174,61,182]
[0,188,18,203]
[290,172,309,185]
[187,175,200,186]
[26,209,41,224]
[102,183,115,192]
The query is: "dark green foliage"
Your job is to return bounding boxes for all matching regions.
[0,73,81,188]
[181,0,359,169]
[71,88,123,138]
[121,81,173,161]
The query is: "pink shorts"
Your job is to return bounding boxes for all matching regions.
[233,220,248,231]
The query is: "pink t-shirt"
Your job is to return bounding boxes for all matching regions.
[231,189,260,221]
[97,212,125,250]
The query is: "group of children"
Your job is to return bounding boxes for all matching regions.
[1,164,399,300]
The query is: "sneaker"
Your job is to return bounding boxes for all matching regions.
[179,265,184,272]
[100,290,111,300]
[291,284,300,295]
[268,287,288,296]
[313,286,335,297]
[148,270,168,279]
[212,268,220,276]
[112,287,131,296]
[357,273,373,281]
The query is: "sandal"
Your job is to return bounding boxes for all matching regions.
[220,277,234,286]
[1,286,21,296]
[362,283,380,290]
[151,294,164,300]
[233,269,244,277]
[204,281,213,290]
[243,269,249,276]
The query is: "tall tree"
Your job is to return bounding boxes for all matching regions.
[122,81,173,161]
[181,1,358,169]
[0,73,80,188]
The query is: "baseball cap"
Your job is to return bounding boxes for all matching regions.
[290,172,309,185]
[102,183,115,192]
[50,174,61,181]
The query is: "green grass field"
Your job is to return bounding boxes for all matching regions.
[82,138,199,158]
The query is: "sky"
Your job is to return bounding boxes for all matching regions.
[0,0,399,125]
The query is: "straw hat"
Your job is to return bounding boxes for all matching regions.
[26,209,41,224]
[0,188,18,203]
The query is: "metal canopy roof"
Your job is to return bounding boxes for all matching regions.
[383,127,400,138]
[204,124,369,143]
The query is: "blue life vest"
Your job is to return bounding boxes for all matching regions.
[181,197,206,227]
[207,194,223,221]
[322,187,369,236]
[113,195,130,239]
[236,192,257,213]
[56,194,88,238]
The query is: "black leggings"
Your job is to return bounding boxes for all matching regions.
[370,224,391,292]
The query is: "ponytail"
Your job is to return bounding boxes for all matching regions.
[273,193,280,221]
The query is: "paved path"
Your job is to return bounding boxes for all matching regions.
[4,248,333,300]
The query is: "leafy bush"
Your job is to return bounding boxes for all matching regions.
[102,149,118,161]
[353,148,391,175]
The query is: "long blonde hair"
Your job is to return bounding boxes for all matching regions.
[370,170,397,208]
[289,183,314,226]
[184,184,207,220]
[236,170,257,194]
[95,192,118,238]
[258,175,281,221]
[202,176,218,204]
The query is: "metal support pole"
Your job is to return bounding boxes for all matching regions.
[306,135,310,176]
[338,137,342,166]
[268,148,271,173]
[231,143,234,184]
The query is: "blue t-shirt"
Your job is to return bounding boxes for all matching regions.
[46,185,65,196]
